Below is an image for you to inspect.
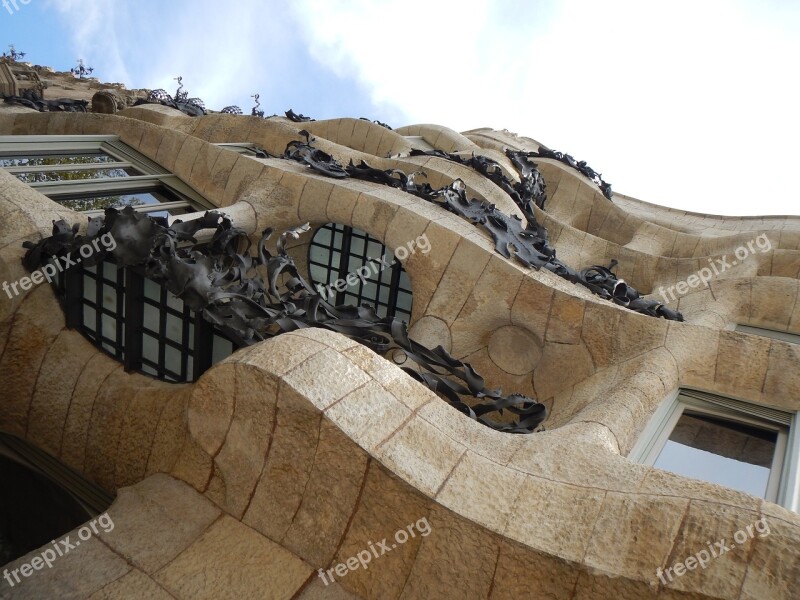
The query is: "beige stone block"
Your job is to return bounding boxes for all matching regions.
[437,451,525,534]
[98,474,221,573]
[155,516,311,600]
[739,514,800,600]
[114,383,180,488]
[282,418,369,566]
[87,569,174,599]
[325,380,411,451]
[424,238,492,325]
[210,364,279,517]
[660,500,761,597]
[510,275,554,343]
[154,130,187,173]
[583,492,688,581]
[236,332,327,376]
[146,389,190,477]
[298,579,364,599]
[26,330,95,456]
[187,361,237,457]
[399,504,499,600]
[714,331,771,397]
[282,347,372,410]
[298,175,335,225]
[506,475,605,563]
[490,538,579,600]
[545,291,585,344]
[377,415,465,497]
[326,186,361,225]
[203,147,240,204]
[60,355,122,472]
[329,463,431,599]
[0,531,130,599]
[170,436,214,494]
[243,384,322,541]
[762,339,800,411]
[533,341,594,401]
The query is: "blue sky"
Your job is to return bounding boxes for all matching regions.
[2,0,799,217]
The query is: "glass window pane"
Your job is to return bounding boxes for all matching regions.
[212,335,234,365]
[0,153,115,167]
[142,334,159,364]
[13,167,139,183]
[101,313,117,343]
[82,305,97,334]
[83,275,96,302]
[653,412,778,498]
[144,279,161,301]
[164,345,182,376]
[143,303,160,333]
[166,313,183,343]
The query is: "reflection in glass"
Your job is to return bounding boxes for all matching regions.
[653,412,778,498]
[0,153,115,167]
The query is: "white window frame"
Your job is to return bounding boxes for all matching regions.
[733,324,800,345]
[629,388,800,511]
[0,134,213,215]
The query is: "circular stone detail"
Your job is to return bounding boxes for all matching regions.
[488,325,542,375]
[408,316,452,353]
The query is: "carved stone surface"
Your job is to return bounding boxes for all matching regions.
[23,207,547,434]
[285,134,683,321]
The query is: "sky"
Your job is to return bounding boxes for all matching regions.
[1,0,799,217]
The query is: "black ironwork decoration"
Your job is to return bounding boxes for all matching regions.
[2,95,88,112]
[133,76,207,117]
[285,109,314,122]
[532,147,612,200]
[285,135,683,322]
[70,59,94,79]
[2,45,25,61]
[23,208,547,434]
[221,105,242,115]
[360,117,393,130]
[251,94,264,118]
[409,148,547,213]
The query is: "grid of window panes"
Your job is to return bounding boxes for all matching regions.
[70,256,237,383]
[307,223,413,322]
[80,260,126,360]
[0,136,211,216]
[141,279,198,382]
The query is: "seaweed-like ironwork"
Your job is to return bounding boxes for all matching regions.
[285,135,683,322]
[2,45,25,61]
[2,95,88,112]
[23,208,547,434]
[360,117,393,130]
[70,58,94,79]
[409,148,547,213]
[533,147,613,200]
[285,109,314,122]
[133,76,207,117]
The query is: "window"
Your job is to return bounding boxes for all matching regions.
[735,324,800,345]
[56,251,237,384]
[308,223,413,322]
[630,389,800,511]
[0,135,213,217]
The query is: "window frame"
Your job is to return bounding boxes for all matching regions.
[734,324,800,345]
[629,388,800,511]
[307,223,413,322]
[0,134,214,216]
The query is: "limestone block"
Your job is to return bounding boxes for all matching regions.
[154,515,311,600]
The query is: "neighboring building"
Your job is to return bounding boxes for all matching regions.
[0,64,798,600]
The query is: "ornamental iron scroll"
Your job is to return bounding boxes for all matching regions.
[23,208,547,434]
[532,147,613,200]
[285,134,683,322]
[133,75,207,117]
[3,95,88,112]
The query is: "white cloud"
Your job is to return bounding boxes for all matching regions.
[292,0,800,216]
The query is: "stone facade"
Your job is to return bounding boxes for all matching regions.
[0,73,799,600]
